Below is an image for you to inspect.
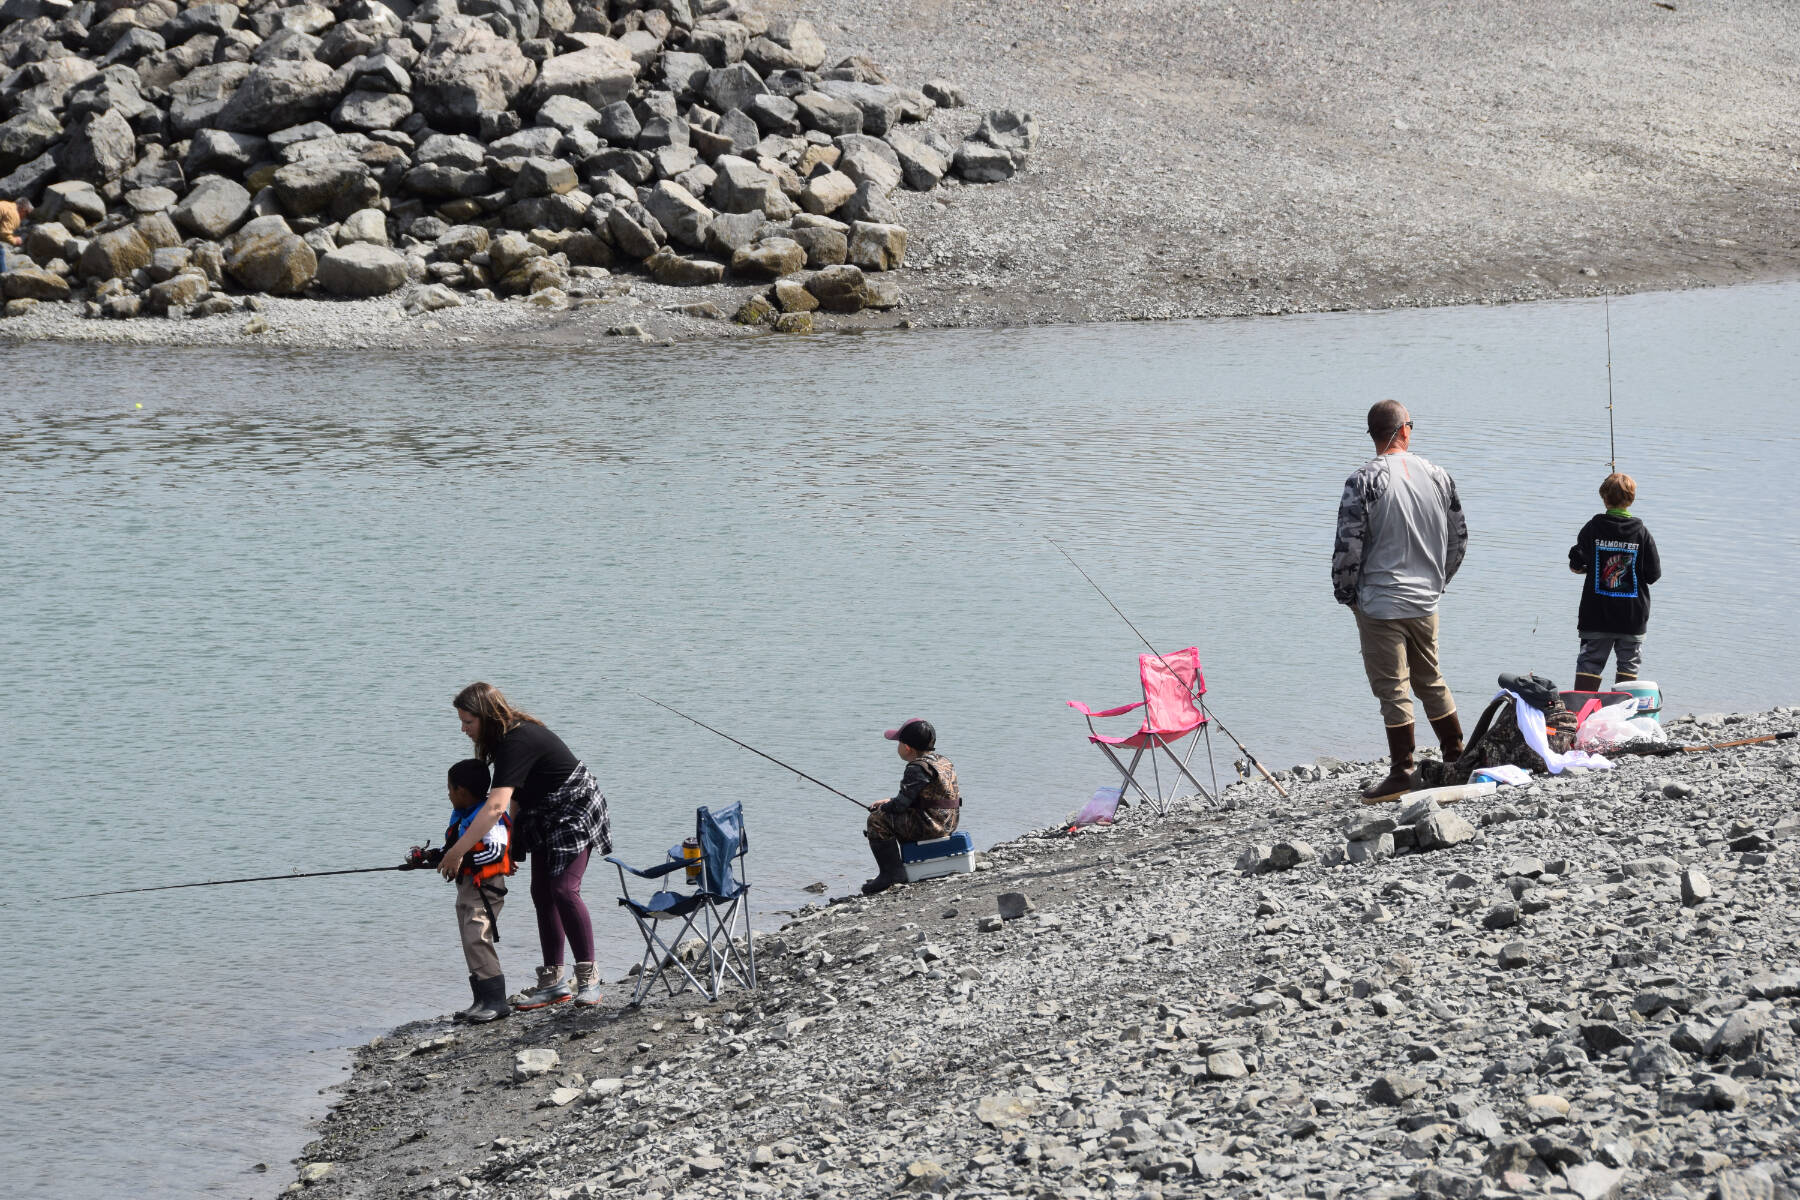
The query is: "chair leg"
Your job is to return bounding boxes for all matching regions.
[1096,743,1158,810]
[1158,737,1216,805]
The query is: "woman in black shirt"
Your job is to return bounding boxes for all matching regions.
[445,682,612,1009]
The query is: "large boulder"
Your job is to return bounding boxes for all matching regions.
[59,109,137,183]
[817,81,904,137]
[147,272,211,315]
[886,130,950,191]
[0,151,59,205]
[660,50,711,101]
[39,180,108,231]
[184,129,269,177]
[644,246,724,286]
[0,107,63,172]
[78,226,154,281]
[413,21,537,133]
[332,90,414,131]
[23,221,76,263]
[132,211,182,251]
[172,175,253,239]
[167,62,255,136]
[764,17,827,70]
[848,221,907,271]
[794,92,862,137]
[315,242,407,296]
[225,226,317,294]
[217,59,344,134]
[530,44,637,110]
[807,263,872,312]
[703,62,766,114]
[709,155,783,215]
[800,169,855,216]
[954,140,1015,183]
[273,160,379,218]
[2,266,72,301]
[336,208,389,247]
[835,137,903,194]
[641,180,712,251]
[730,237,805,279]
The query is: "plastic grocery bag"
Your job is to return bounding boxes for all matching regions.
[1576,700,1667,752]
[1072,786,1124,827]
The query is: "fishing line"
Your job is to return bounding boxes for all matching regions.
[637,692,872,811]
[1605,297,1616,472]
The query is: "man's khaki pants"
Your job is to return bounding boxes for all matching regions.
[1354,608,1456,728]
[455,877,506,979]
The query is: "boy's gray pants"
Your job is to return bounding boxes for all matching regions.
[1576,633,1643,681]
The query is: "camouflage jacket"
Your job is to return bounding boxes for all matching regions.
[887,751,961,813]
[1332,451,1468,611]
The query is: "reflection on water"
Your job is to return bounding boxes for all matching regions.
[5,285,1799,1200]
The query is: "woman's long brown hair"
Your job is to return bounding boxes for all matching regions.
[453,682,544,762]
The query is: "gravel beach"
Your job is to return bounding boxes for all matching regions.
[7,0,1799,349]
[293,705,1799,1200]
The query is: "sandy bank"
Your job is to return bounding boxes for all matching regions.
[291,704,1800,1199]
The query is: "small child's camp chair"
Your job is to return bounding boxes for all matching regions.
[1069,647,1218,816]
[606,801,756,1006]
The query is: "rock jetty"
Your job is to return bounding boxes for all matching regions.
[294,707,1799,1200]
[0,0,1034,326]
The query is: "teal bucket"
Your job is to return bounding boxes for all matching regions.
[1618,680,1662,723]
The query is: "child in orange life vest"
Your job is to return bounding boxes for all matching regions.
[446,759,515,1024]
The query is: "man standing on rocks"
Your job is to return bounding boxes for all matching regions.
[1332,400,1468,800]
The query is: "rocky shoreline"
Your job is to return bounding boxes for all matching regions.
[8,1,1800,350]
[0,0,1033,344]
[291,705,1799,1200]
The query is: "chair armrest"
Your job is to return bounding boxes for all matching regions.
[1068,699,1145,719]
[605,856,689,880]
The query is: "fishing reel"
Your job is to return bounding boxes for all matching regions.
[398,843,443,871]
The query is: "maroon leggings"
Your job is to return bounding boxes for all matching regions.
[530,847,595,966]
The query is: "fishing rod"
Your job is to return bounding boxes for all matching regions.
[1615,729,1796,758]
[1047,538,1290,799]
[1604,298,1616,473]
[637,692,872,811]
[53,861,417,902]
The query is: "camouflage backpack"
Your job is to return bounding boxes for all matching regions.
[1420,692,1579,786]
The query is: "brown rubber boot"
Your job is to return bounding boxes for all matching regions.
[1572,672,1603,693]
[1613,673,1637,685]
[1429,710,1464,762]
[1361,724,1417,803]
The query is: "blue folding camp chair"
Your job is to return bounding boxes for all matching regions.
[607,801,756,1006]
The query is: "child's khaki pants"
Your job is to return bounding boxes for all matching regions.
[455,877,506,980]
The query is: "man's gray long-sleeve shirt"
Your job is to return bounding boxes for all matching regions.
[1332,451,1467,618]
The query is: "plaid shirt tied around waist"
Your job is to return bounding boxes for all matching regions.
[531,761,612,875]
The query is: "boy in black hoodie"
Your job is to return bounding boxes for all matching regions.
[1569,472,1662,692]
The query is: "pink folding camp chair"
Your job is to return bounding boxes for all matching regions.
[1069,647,1218,816]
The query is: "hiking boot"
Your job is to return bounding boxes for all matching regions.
[860,838,906,895]
[1572,672,1604,693]
[465,974,510,1024]
[1429,710,1465,762]
[1361,723,1417,803]
[512,964,572,1010]
[572,961,602,1007]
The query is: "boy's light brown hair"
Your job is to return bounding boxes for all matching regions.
[1600,472,1636,509]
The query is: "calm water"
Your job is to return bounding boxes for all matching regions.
[5,285,1799,1198]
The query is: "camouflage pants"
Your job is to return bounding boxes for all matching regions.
[866,804,959,844]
